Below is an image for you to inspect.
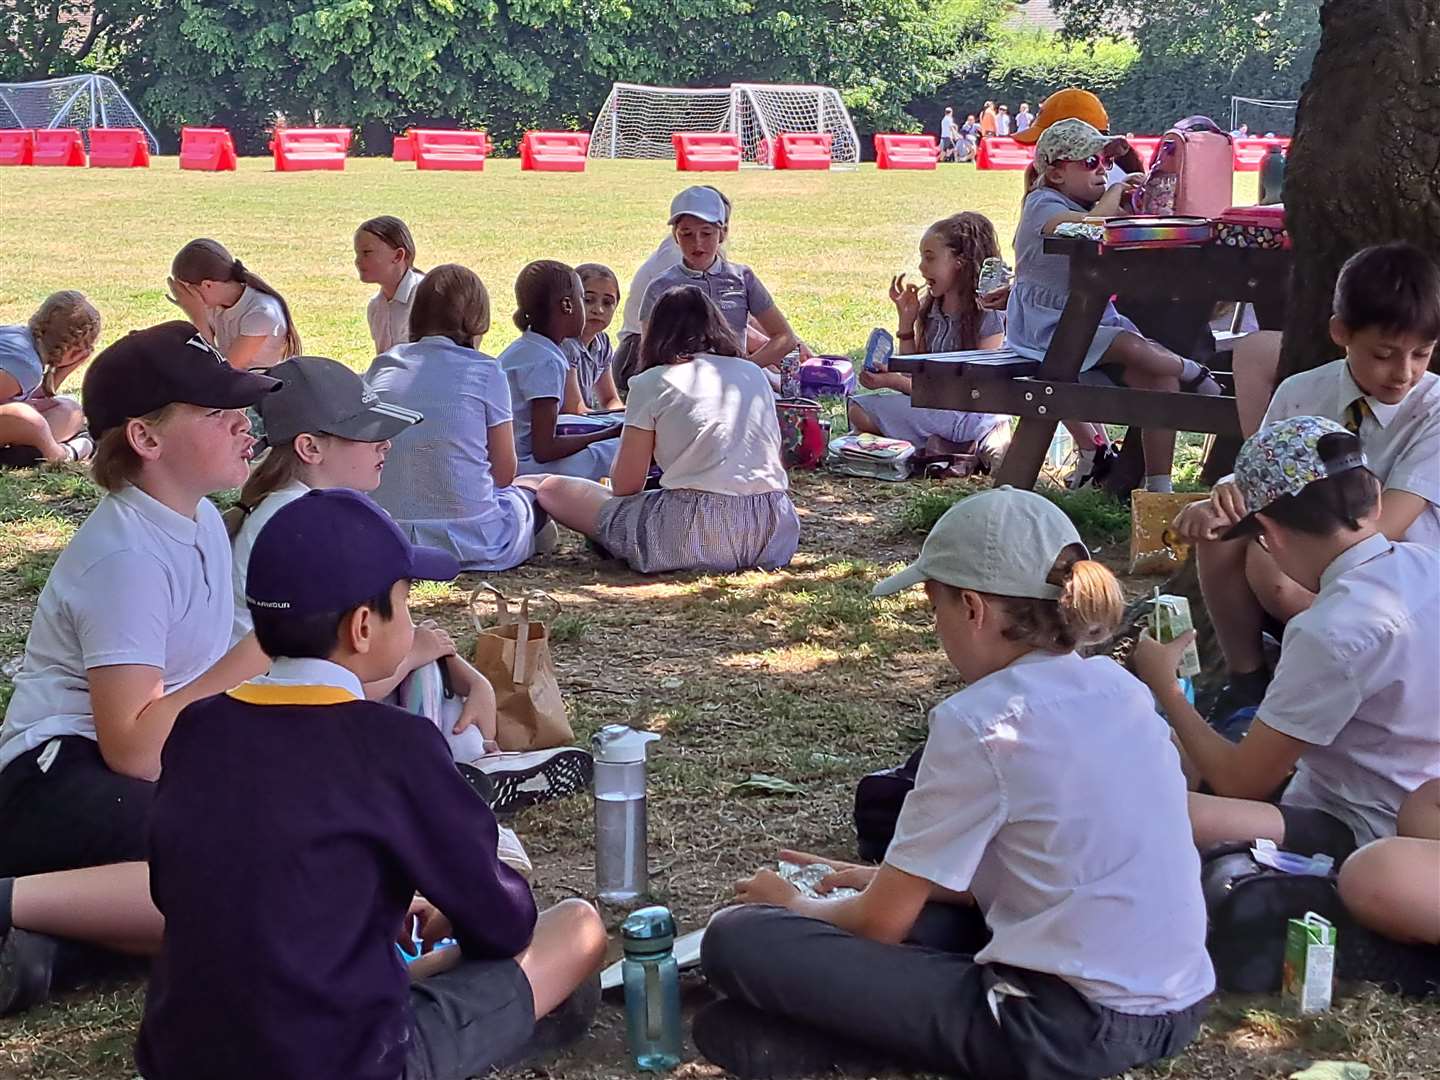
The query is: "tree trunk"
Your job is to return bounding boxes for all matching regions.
[1280,0,1440,381]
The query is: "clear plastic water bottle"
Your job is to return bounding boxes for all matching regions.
[621,906,683,1072]
[592,725,661,903]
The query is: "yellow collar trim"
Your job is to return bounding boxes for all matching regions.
[226,683,361,707]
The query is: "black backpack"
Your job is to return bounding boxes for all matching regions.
[853,745,925,863]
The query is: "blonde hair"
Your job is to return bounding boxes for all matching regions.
[223,442,307,539]
[28,290,101,368]
[986,547,1124,652]
[91,405,175,493]
[408,264,490,346]
[172,238,301,358]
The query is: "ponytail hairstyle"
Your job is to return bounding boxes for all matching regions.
[987,543,1124,653]
[1256,431,1382,537]
[512,259,577,335]
[638,286,742,373]
[171,238,301,359]
[28,290,101,374]
[575,262,620,299]
[918,212,1001,350]
[222,442,308,539]
[407,264,490,347]
[357,215,418,273]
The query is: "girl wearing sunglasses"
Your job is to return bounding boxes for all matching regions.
[1005,119,1221,494]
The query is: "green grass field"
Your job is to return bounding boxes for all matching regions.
[0,159,1434,1079]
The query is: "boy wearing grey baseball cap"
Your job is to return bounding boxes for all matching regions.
[697,487,1214,1079]
[1134,416,1440,863]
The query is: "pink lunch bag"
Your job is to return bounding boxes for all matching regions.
[1133,116,1234,220]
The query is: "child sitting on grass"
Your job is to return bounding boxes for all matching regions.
[501,260,621,480]
[536,286,799,574]
[1006,119,1220,494]
[1339,779,1440,952]
[639,186,797,381]
[849,212,1011,468]
[168,238,300,369]
[561,263,624,414]
[0,290,101,465]
[1172,243,1440,722]
[1134,417,1439,863]
[135,489,606,1080]
[698,487,1213,1079]
[356,215,425,355]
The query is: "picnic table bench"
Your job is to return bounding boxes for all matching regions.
[892,237,1291,491]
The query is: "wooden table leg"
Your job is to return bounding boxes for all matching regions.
[995,416,1059,488]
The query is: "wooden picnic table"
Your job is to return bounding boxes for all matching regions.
[892,237,1292,490]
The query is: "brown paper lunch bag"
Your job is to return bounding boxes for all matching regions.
[470,583,573,751]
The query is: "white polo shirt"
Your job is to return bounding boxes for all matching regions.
[1259,534,1440,847]
[619,237,682,339]
[886,650,1215,1014]
[211,286,288,367]
[229,479,310,644]
[366,268,425,356]
[0,486,234,773]
[1261,360,1440,547]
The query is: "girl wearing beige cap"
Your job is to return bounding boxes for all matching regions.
[698,487,1213,1079]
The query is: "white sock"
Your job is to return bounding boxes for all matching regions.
[1145,474,1174,493]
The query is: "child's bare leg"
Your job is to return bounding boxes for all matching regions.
[30,396,84,442]
[1187,791,1285,849]
[846,400,880,436]
[515,899,607,1019]
[1063,421,1104,446]
[534,476,613,537]
[1232,331,1282,437]
[0,403,68,462]
[10,862,162,955]
[1245,541,1315,623]
[1199,536,1267,674]
[1338,838,1440,945]
[1099,333,1184,477]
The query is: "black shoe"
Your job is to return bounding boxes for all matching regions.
[693,1000,889,1079]
[477,748,593,817]
[1338,923,1440,998]
[0,928,59,1016]
[455,762,497,806]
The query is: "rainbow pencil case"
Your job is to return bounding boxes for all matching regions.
[1102,216,1215,250]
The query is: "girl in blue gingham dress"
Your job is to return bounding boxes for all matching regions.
[534,285,800,574]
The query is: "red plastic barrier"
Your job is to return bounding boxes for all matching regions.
[33,129,85,167]
[1125,136,1162,169]
[271,127,352,172]
[180,127,238,171]
[0,129,35,166]
[774,132,832,170]
[88,128,150,168]
[974,137,1033,171]
[393,131,415,162]
[1233,137,1290,172]
[520,130,589,172]
[413,129,488,171]
[874,133,938,170]
[672,132,741,172]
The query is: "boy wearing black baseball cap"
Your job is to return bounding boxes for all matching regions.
[136,489,605,1080]
[0,322,279,1015]
[1134,417,1440,861]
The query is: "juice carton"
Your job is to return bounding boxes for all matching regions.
[1282,912,1336,1014]
[1150,590,1201,678]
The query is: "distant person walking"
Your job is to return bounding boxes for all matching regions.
[1015,102,1034,134]
[979,101,998,138]
[959,114,980,162]
[996,105,1012,137]
[939,107,958,163]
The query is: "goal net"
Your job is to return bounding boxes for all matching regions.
[1229,97,1298,137]
[0,75,160,152]
[589,82,860,167]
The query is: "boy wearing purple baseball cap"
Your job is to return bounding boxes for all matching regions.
[136,489,604,1080]
[1134,416,1440,862]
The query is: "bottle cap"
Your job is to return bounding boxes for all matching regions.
[592,724,661,764]
[621,906,677,955]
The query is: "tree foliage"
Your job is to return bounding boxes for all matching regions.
[0,1,152,80]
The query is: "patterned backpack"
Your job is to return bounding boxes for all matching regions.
[1133,116,1234,219]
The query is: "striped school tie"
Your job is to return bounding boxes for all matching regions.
[1343,397,1373,434]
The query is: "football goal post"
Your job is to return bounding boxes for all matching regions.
[1229,96,1298,137]
[0,74,160,152]
[589,82,860,167]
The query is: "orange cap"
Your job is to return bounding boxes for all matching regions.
[1012,89,1110,145]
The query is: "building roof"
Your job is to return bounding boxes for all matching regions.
[1008,0,1066,34]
